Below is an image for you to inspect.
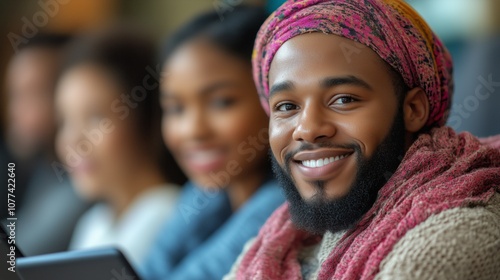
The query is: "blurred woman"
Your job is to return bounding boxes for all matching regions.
[141,6,285,280]
[3,33,90,256]
[54,27,186,267]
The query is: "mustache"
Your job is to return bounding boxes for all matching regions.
[283,142,361,170]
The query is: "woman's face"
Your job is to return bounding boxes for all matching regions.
[55,64,144,200]
[161,41,269,189]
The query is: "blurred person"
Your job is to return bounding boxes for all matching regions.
[140,6,285,280]
[5,35,67,161]
[226,0,500,279]
[2,34,90,256]
[55,27,186,267]
[0,133,11,215]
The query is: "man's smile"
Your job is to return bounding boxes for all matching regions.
[291,148,354,181]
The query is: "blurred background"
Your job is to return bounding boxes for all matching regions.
[0,0,498,278]
[0,0,499,243]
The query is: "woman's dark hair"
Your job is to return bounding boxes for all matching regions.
[162,5,269,65]
[61,26,186,185]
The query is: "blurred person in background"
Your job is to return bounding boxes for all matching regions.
[140,6,285,280]
[55,26,186,267]
[2,34,90,256]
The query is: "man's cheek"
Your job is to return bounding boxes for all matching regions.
[269,131,291,163]
[269,138,284,164]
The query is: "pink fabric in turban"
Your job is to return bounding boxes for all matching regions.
[252,0,454,128]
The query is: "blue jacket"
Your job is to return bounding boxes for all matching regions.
[140,179,284,280]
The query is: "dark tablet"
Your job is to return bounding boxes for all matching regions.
[17,247,141,280]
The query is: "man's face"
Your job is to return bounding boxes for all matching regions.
[268,33,406,233]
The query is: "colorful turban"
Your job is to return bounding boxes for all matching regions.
[253,0,454,128]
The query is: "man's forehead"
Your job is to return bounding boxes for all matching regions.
[268,33,387,89]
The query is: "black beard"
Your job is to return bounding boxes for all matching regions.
[271,107,406,234]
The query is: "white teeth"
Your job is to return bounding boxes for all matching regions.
[301,154,349,168]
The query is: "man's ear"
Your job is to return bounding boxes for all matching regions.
[403,87,429,133]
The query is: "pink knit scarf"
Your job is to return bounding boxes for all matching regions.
[480,134,500,150]
[237,127,500,279]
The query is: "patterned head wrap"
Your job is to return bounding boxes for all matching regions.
[253,0,453,128]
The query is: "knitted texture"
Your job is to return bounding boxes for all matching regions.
[252,0,453,128]
[375,194,500,280]
[236,127,500,280]
[293,194,500,280]
[480,134,500,150]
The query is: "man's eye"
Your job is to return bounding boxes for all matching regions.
[333,96,357,105]
[276,103,298,112]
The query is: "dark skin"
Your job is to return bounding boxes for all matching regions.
[56,64,166,218]
[6,47,60,159]
[161,40,270,210]
[268,33,429,201]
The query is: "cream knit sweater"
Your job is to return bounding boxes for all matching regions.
[225,192,500,279]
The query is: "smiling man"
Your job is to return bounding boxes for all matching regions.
[224,0,500,279]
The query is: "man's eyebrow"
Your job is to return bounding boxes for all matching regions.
[269,81,295,99]
[269,75,373,99]
[319,75,373,91]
